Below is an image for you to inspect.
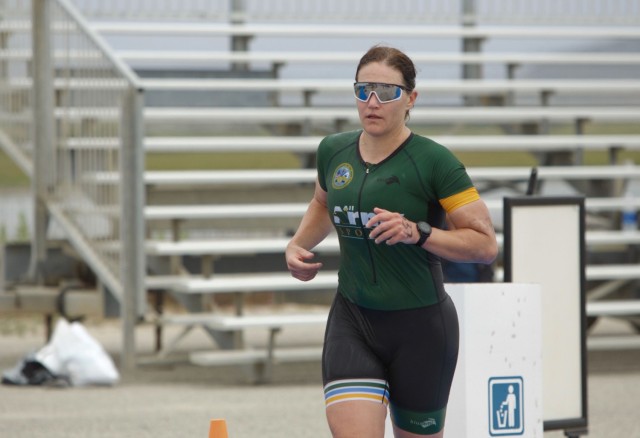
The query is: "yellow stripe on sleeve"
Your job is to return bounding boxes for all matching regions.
[439,187,480,213]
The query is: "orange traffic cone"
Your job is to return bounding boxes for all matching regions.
[209,419,228,438]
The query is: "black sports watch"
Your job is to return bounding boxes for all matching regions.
[415,221,432,247]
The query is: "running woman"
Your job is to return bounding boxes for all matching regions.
[286,45,498,438]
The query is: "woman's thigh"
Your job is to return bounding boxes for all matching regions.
[326,400,387,438]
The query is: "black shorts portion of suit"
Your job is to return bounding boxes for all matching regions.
[322,292,459,435]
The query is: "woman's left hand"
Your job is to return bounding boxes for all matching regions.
[366,207,416,245]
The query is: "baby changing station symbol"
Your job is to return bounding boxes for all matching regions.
[488,376,524,436]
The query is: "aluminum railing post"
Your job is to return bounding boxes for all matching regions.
[230,0,249,71]
[120,86,146,371]
[30,0,56,283]
[461,0,483,89]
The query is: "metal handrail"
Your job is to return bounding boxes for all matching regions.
[26,0,146,371]
[56,0,143,90]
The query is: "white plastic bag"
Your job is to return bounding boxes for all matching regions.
[35,318,120,386]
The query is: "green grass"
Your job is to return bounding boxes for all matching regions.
[454,150,640,167]
[146,152,301,170]
[0,150,29,187]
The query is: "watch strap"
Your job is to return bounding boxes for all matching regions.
[415,221,431,247]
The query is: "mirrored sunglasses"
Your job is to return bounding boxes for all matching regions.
[353,82,409,103]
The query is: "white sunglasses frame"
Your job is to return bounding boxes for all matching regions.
[353,82,410,104]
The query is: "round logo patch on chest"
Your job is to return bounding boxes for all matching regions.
[332,163,354,190]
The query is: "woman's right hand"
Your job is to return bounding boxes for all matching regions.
[286,243,323,282]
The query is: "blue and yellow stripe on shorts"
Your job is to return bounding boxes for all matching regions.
[323,379,390,408]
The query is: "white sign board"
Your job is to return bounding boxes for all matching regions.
[503,197,588,433]
[445,283,543,437]
[384,283,543,438]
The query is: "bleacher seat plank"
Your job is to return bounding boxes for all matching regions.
[160,312,328,331]
[144,203,309,220]
[494,264,640,283]
[13,20,640,40]
[154,276,640,329]
[587,300,640,317]
[142,170,315,186]
[146,199,637,222]
[138,78,640,96]
[5,49,640,66]
[146,271,339,294]
[143,230,638,259]
[112,165,640,188]
[146,265,640,294]
[140,106,640,124]
[584,197,640,212]
[63,135,640,154]
[189,346,323,367]
[50,106,640,124]
[189,349,268,366]
[586,264,640,281]
[485,197,640,213]
[468,165,640,181]
[585,231,640,246]
[117,50,640,66]
[179,198,640,219]
[146,236,339,256]
[91,22,640,39]
[26,76,640,95]
[587,336,640,351]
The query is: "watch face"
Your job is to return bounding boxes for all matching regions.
[418,222,431,235]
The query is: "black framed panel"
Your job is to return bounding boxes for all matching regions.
[503,196,588,433]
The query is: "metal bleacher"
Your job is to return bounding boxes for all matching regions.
[1,0,640,377]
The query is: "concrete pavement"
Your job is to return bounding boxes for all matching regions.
[0,314,639,438]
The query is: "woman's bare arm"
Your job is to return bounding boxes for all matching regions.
[285,180,334,281]
[366,199,498,265]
